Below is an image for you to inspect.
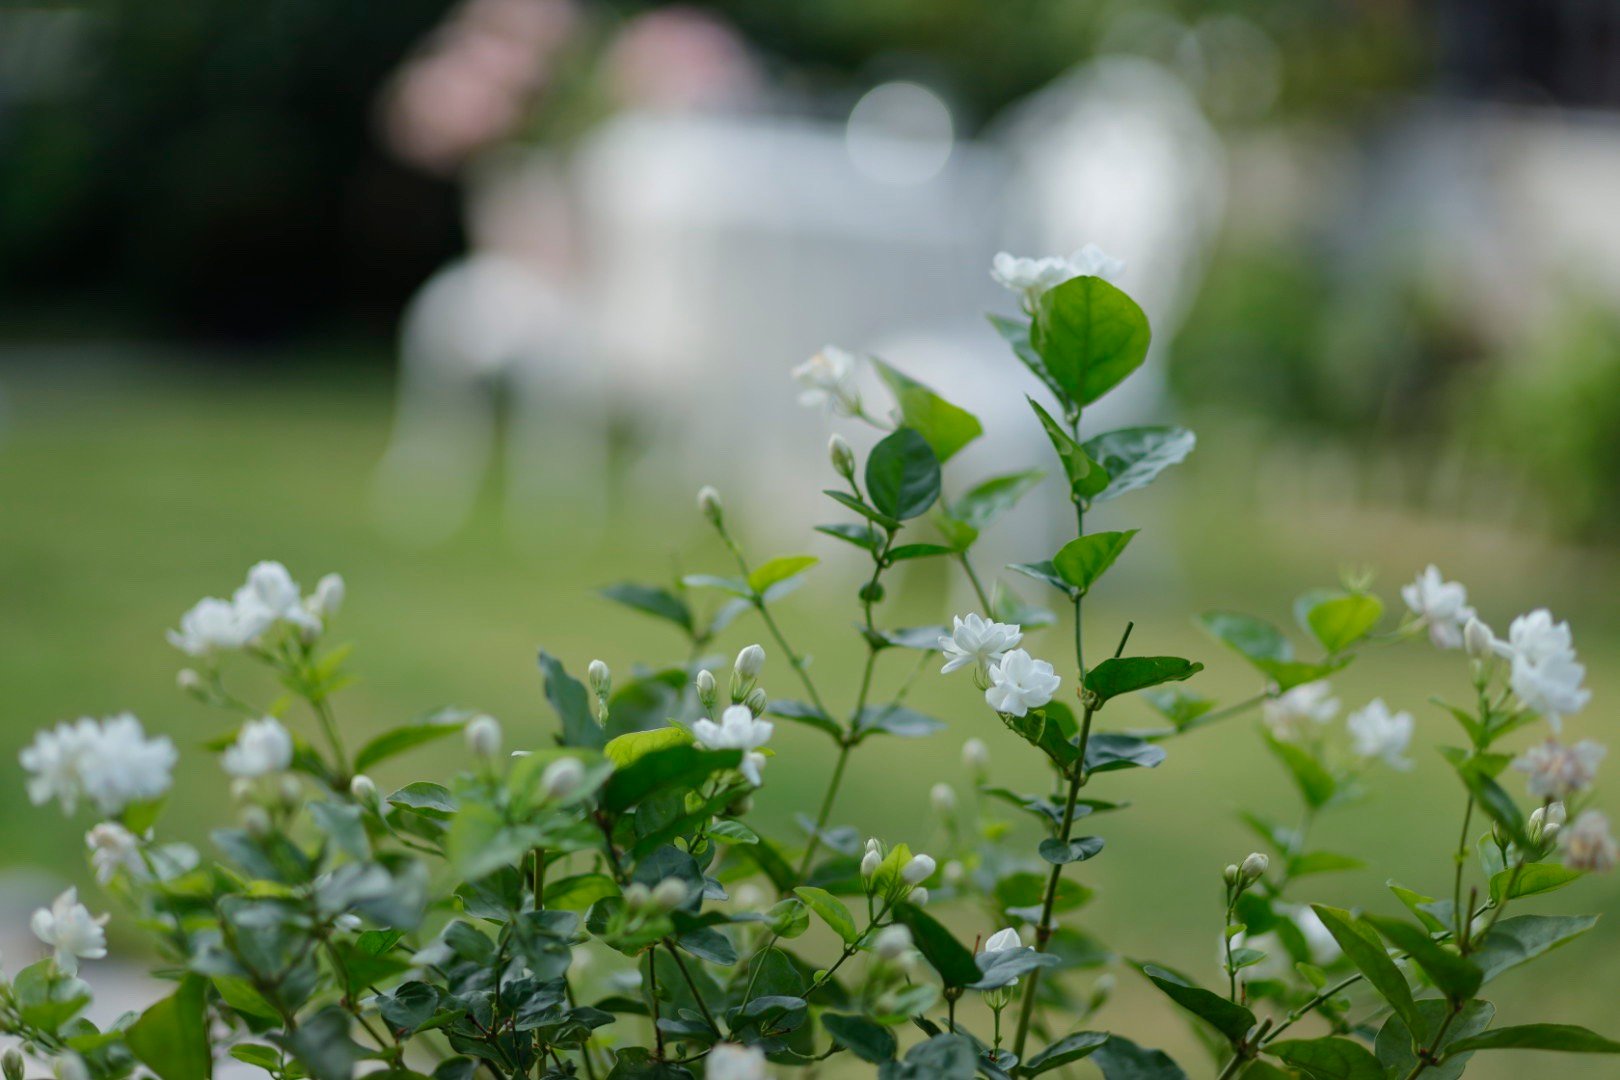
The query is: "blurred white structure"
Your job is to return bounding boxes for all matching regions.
[375,56,1226,553]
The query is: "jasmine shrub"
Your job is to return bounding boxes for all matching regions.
[9,252,1617,1080]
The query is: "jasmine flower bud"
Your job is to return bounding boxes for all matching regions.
[911,887,929,906]
[465,715,502,759]
[588,660,611,697]
[1463,616,1496,661]
[961,737,990,775]
[3,1047,23,1080]
[860,849,881,879]
[943,860,965,885]
[650,878,690,912]
[177,668,204,694]
[278,775,302,807]
[697,485,723,527]
[829,433,856,480]
[349,774,377,807]
[1240,852,1269,884]
[873,924,912,960]
[241,805,272,837]
[744,687,768,716]
[309,573,345,620]
[734,644,766,680]
[902,853,936,885]
[930,783,957,817]
[622,883,652,911]
[695,669,719,711]
[540,757,586,801]
[1223,864,1241,885]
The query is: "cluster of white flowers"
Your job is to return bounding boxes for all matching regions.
[30,888,108,975]
[1513,738,1605,801]
[938,614,1022,675]
[790,345,862,418]
[168,561,343,657]
[942,612,1060,716]
[984,650,1061,717]
[1401,565,1476,649]
[693,705,774,787]
[20,713,176,816]
[706,1041,770,1080]
[221,717,295,779]
[1495,610,1591,727]
[1346,698,1414,771]
[990,244,1125,308]
[1261,680,1340,741]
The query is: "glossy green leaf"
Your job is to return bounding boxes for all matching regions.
[1474,914,1598,984]
[1083,733,1167,772]
[823,489,901,530]
[1310,905,1421,1035]
[1199,611,1292,663]
[1375,999,1493,1080]
[866,427,941,521]
[1028,397,1094,497]
[1364,914,1482,1001]
[1031,275,1152,405]
[1488,861,1582,904]
[353,711,468,774]
[1142,964,1256,1043]
[892,902,980,988]
[539,651,605,750]
[1089,1035,1189,1079]
[1266,1036,1383,1080]
[989,313,1066,403]
[872,357,983,463]
[767,700,843,741]
[1084,657,1202,705]
[1305,593,1384,653]
[748,555,819,595]
[1265,736,1336,809]
[127,976,212,1080]
[793,887,859,945]
[822,1012,897,1063]
[1445,1024,1620,1054]
[599,582,693,632]
[1008,559,1077,599]
[1023,1032,1110,1075]
[1038,836,1105,865]
[948,469,1044,534]
[601,745,741,812]
[1082,426,1196,503]
[1053,530,1138,595]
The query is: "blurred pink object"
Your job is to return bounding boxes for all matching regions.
[605,6,759,112]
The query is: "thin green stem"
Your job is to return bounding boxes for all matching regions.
[958,552,993,612]
[797,742,852,880]
[662,942,720,1033]
[1452,797,1475,948]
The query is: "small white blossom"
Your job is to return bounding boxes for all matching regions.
[707,1043,769,1080]
[86,822,144,884]
[233,561,321,640]
[650,878,690,912]
[1531,801,1567,844]
[1261,681,1339,741]
[1463,617,1497,660]
[1495,609,1575,665]
[990,244,1125,307]
[791,345,861,416]
[873,924,913,960]
[984,650,1061,717]
[939,614,1022,675]
[166,597,252,656]
[221,717,294,779]
[981,927,1022,956]
[1401,565,1475,649]
[1513,739,1605,800]
[860,849,881,878]
[307,573,345,620]
[902,854,936,885]
[1560,810,1618,873]
[961,738,990,773]
[540,757,587,801]
[1510,649,1590,728]
[693,705,774,787]
[31,888,108,975]
[732,884,766,913]
[349,774,378,805]
[1347,699,1414,770]
[466,715,502,759]
[22,714,176,816]
[20,719,102,814]
[911,887,930,906]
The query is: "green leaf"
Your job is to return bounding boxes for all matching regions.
[1488,862,1583,904]
[1083,733,1167,772]
[948,469,1044,534]
[1310,905,1421,1036]
[1451,760,1530,850]
[748,555,819,595]
[1142,964,1256,1043]
[309,800,370,860]
[793,887,860,945]
[866,427,941,521]
[1376,999,1493,1080]
[603,726,692,768]
[1008,559,1077,600]
[1038,836,1105,865]
[1052,530,1138,595]
[1082,426,1196,503]
[816,522,883,551]
[822,1012,898,1063]
[1474,914,1598,984]
[1027,397,1095,498]
[1089,1035,1189,1079]
[1083,657,1202,705]
[599,582,693,632]
[1286,851,1364,879]
[127,976,212,1080]
[766,700,843,741]
[1445,1024,1620,1054]
[601,745,741,813]
[1198,611,1292,663]
[1002,709,1082,769]
[872,357,983,463]
[544,873,619,912]
[886,542,955,562]
[892,902,980,989]
[1022,1032,1110,1075]
[1266,1037,1383,1080]
[539,651,604,750]
[1031,275,1152,405]
[1305,593,1384,653]
[283,1007,368,1080]
[989,313,1066,403]
[354,710,468,774]
[1364,915,1482,1001]
[1265,736,1336,809]
[823,489,901,530]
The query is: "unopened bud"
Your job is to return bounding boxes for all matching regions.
[911,887,929,906]
[466,715,502,759]
[241,805,272,837]
[733,884,766,913]
[697,485,723,527]
[943,859,965,885]
[696,669,719,710]
[650,878,690,912]
[231,778,257,803]
[902,854,936,885]
[177,668,204,693]
[1240,852,1270,884]
[54,1056,88,1080]
[279,775,303,807]
[734,644,766,680]
[3,1047,23,1080]
[961,738,990,774]
[744,687,769,716]
[861,850,881,878]
[1464,617,1496,661]
[873,924,912,960]
[1223,864,1241,885]
[829,434,856,480]
[622,883,652,910]
[540,757,586,801]
[930,783,958,817]
[311,573,345,619]
[349,774,377,806]
[588,659,612,697]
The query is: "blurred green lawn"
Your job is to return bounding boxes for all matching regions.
[1,353,1616,1077]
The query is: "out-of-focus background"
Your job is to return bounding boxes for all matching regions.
[2,0,1618,1074]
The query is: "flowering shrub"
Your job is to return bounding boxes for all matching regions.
[7,254,1617,1080]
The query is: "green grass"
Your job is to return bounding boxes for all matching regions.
[0,355,1616,1077]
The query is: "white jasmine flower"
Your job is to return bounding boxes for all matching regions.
[1261,681,1339,741]
[984,650,1061,717]
[981,927,1022,956]
[791,345,861,416]
[23,714,177,816]
[20,719,103,814]
[30,888,108,975]
[1511,650,1591,729]
[1560,810,1618,873]
[466,715,503,759]
[939,614,1022,675]
[990,245,1125,307]
[650,878,690,912]
[166,597,251,656]
[86,822,145,884]
[873,924,913,960]
[349,774,378,805]
[1400,565,1475,649]
[1495,609,1575,665]
[692,705,774,787]
[1531,801,1567,844]
[1347,699,1414,770]
[307,573,345,620]
[1513,739,1605,800]
[221,717,294,779]
[706,1043,769,1080]
[902,854,936,885]
[232,560,322,641]
[961,738,990,773]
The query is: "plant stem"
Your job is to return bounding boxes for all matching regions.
[662,942,720,1032]
[797,742,852,880]
[1452,796,1475,948]
[958,552,993,612]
